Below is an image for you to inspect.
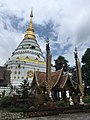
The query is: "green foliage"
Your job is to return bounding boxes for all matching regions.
[8,107,25,112]
[81,48,90,86]
[2,90,5,97]
[42,94,49,102]
[20,78,30,98]
[0,96,12,107]
[32,94,41,108]
[69,66,76,82]
[57,99,66,107]
[83,97,90,103]
[55,56,69,71]
[82,48,90,64]
[32,93,49,108]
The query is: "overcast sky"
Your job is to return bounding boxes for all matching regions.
[0,0,90,66]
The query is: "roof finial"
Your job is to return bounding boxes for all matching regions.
[30,8,33,18]
[46,37,50,50]
[74,47,78,58]
[74,47,78,60]
[46,37,49,44]
[75,47,77,53]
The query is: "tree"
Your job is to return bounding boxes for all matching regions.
[20,78,30,98]
[54,56,69,71]
[82,48,90,86]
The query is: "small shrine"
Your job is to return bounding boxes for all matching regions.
[31,40,84,105]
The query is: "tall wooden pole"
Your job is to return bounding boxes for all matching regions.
[74,48,84,104]
[46,39,52,97]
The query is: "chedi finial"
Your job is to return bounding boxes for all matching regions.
[24,8,36,40]
[30,9,33,18]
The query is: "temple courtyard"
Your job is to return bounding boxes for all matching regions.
[0,110,90,120]
[20,113,90,120]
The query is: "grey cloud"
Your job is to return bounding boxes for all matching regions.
[0,0,90,66]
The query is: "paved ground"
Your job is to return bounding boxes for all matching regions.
[20,113,90,120]
[0,110,90,120]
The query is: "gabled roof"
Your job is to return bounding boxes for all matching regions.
[33,68,73,89]
[59,74,69,89]
[34,68,63,87]
[51,68,63,87]
[34,71,46,87]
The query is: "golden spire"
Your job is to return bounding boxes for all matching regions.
[24,9,36,40]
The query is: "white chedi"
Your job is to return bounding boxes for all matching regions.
[5,11,55,87]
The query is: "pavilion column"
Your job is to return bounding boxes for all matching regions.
[79,96,84,105]
[69,96,74,105]
[66,90,70,98]
[66,90,74,105]
[49,91,52,98]
[59,91,62,98]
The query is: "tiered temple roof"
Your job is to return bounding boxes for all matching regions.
[32,68,74,90]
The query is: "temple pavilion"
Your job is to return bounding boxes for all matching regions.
[31,40,84,105]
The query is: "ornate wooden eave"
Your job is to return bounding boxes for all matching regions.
[53,68,63,87]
